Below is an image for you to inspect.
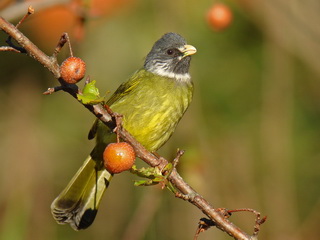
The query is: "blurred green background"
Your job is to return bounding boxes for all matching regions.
[1,0,320,239]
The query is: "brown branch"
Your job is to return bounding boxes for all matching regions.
[0,16,60,78]
[0,13,265,240]
[0,46,21,53]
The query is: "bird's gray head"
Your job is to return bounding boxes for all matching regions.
[144,33,196,82]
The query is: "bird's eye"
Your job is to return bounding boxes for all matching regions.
[166,49,175,55]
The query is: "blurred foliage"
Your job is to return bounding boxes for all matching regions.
[0,0,320,240]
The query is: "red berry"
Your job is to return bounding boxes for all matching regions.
[207,3,233,31]
[103,142,136,174]
[60,57,86,84]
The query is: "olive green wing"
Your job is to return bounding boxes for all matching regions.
[88,69,144,140]
[106,70,143,106]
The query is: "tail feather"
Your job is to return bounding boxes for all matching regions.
[51,155,112,230]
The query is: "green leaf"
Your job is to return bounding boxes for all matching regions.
[77,80,105,104]
[134,179,158,187]
[83,80,100,96]
[130,166,162,179]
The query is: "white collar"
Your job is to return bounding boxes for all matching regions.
[149,67,191,83]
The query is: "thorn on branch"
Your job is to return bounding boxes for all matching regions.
[43,86,64,95]
[84,75,91,85]
[43,82,79,96]
[16,6,34,29]
[52,33,73,59]
[114,112,123,143]
[0,46,22,53]
[172,149,185,169]
[52,33,68,59]
[107,106,123,143]
[162,149,184,180]
[76,75,91,95]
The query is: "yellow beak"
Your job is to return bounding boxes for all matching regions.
[179,44,197,57]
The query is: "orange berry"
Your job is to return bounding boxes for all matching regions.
[60,57,86,84]
[103,142,136,174]
[207,3,233,31]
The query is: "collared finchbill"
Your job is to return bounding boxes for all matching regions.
[178,45,197,57]
[51,33,196,230]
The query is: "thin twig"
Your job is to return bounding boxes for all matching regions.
[43,86,65,95]
[5,6,34,54]
[15,6,34,28]
[52,33,69,59]
[172,149,184,169]
[228,208,267,237]
[0,46,21,53]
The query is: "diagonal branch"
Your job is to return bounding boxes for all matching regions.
[0,14,263,240]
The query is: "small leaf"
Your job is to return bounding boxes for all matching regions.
[131,166,162,179]
[77,80,104,104]
[166,181,177,193]
[163,163,173,172]
[134,179,158,187]
[83,80,100,96]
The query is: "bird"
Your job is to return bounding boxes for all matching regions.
[51,32,197,230]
